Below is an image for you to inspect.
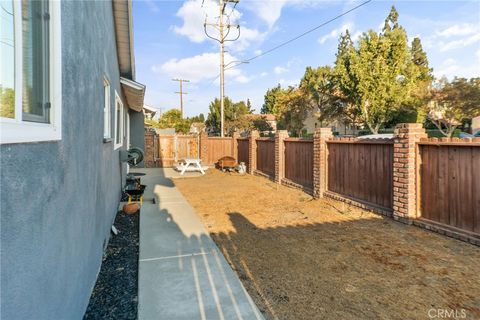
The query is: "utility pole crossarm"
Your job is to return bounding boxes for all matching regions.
[203,0,241,137]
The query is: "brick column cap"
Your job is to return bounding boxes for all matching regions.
[275,129,289,137]
[314,127,333,137]
[395,123,423,129]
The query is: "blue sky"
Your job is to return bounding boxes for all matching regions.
[133,0,480,117]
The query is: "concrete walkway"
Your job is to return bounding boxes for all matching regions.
[133,168,264,320]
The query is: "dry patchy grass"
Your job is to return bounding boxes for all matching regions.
[175,170,480,320]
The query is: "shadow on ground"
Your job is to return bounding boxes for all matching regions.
[209,212,480,320]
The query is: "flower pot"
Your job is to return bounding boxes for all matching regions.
[123,203,140,214]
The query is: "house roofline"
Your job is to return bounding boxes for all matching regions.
[112,0,136,80]
[120,77,145,112]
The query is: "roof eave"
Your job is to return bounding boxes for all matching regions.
[120,77,146,112]
[112,0,135,80]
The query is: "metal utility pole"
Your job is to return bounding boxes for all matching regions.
[172,78,190,117]
[204,0,240,136]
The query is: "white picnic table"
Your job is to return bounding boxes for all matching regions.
[175,158,207,175]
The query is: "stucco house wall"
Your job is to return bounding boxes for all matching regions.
[0,1,129,319]
[303,109,356,135]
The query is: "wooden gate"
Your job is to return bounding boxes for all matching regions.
[156,134,199,167]
[419,142,480,235]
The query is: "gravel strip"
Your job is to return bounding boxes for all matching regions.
[84,210,139,320]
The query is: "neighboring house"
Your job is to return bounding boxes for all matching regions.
[472,115,480,134]
[303,109,357,135]
[190,122,206,134]
[0,1,145,319]
[143,104,158,120]
[245,113,277,133]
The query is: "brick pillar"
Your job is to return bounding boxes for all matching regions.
[200,132,208,165]
[248,130,259,174]
[392,123,427,223]
[232,130,240,162]
[275,130,289,184]
[144,132,155,168]
[313,128,333,198]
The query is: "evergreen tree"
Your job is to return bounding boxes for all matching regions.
[246,99,253,112]
[205,97,252,135]
[333,6,424,133]
[411,37,432,81]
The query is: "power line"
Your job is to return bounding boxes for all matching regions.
[221,0,372,75]
[0,4,13,16]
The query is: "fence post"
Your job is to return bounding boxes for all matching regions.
[200,131,208,165]
[248,130,259,174]
[232,130,240,162]
[275,130,289,184]
[313,127,333,198]
[392,123,427,223]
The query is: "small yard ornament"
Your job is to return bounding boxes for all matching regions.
[123,203,140,215]
[238,162,246,174]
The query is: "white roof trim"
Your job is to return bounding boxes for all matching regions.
[120,77,146,112]
[143,105,158,113]
[112,0,136,80]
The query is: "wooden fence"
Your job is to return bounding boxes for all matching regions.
[237,138,250,171]
[256,138,275,177]
[418,141,480,234]
[205,137,234,165]
[284,138,314,189]
[145,127,479,244]
[144,133,199,167]
[327,139,394,210]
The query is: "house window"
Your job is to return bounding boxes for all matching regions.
[114,92,123,149]
[0,0,62,144]
[103,78,111,139]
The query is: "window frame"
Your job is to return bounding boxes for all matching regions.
[103,77,111,140]
[114,91,124,150]
[124,109,130,149]
[0,0,62,144]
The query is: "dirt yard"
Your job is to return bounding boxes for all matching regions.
[174,170,480,320]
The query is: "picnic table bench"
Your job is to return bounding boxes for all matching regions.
[175,158,208,175]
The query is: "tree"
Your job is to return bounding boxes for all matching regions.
[333,6,426,133]
[0,87,15,119]
[157,109,190,133]
[205,97,252,135]
[404,37,434,123]
[189,113,205,123]
[250,116,273,132]
[246,99,253,112]
[274,86,314,136]
[146,109,205,134]
[428,77,480,137]
[299,65,357,129]
[332,31,363,129]
[261,85,285,114]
